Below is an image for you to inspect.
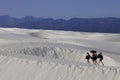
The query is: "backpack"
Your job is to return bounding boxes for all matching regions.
[97,54,101,58]
[86,55,90,59]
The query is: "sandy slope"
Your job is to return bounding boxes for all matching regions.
[0,28,120,80]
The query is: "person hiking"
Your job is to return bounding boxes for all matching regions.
[85,52,91,64]
[97,52,104,66]
[91,52,98,65]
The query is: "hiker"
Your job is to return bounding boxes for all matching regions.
[97,52,104,66]
[85,52,91,64]
[91,52,98,65]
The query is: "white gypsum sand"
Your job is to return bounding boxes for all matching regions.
[0,28,120,80]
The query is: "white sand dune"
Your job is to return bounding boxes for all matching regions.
[0,28,120,80]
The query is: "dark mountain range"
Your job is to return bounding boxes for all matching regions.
[0,15,120,33]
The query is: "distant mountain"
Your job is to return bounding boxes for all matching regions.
[0,15,120,33]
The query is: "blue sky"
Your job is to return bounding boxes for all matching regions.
[0,0,120,19]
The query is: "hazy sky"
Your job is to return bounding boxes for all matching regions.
[0,0,120,19]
